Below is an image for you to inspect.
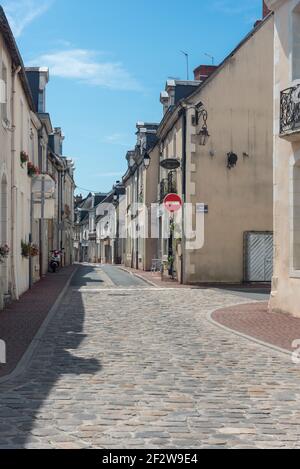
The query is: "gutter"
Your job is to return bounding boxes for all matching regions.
[0,7,35,111]
[10,65,21,300]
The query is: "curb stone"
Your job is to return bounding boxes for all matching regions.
[117,266,158,288]
[207,309,292,360]
[0,266,79,385]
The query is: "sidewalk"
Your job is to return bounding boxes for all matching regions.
[119,266,189,288]
[212,302,300,352]
[0,265,77,379]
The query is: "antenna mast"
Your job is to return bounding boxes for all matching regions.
[180,51,189,80]
[204,53,215,65]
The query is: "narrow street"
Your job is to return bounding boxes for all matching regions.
[0,264,300,449]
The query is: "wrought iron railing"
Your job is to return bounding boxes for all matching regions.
[280,85,300,134]
[160,172,177,202]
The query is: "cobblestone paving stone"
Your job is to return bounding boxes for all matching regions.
[1,267,300,449]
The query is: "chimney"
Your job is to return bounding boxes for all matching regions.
[263,1,271,18]
[193,64,218,82]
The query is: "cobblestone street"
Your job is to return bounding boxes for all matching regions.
[0,265,300,449]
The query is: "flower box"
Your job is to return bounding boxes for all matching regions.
[20,151,29,167]
[21,241,39,258]
[27,162,40,177]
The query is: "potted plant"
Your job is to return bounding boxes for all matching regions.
[20,151,29,168]
[21,241,39,258]
[21,241,30,258]
[0,244,9,263]
[168,255,175,277]
[27,162,40,178]
[30,244,39,257]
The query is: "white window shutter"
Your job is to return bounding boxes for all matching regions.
[0,79,6,104]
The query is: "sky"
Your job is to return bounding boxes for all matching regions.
[2,0,263,195]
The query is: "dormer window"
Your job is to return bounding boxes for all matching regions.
[38,90,45,113]
[160,91,170,115]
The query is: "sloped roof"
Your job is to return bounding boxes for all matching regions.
[0,7,35,111]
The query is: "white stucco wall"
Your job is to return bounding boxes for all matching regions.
[268,0,300,316]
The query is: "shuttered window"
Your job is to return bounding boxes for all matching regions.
[0,61,7,121]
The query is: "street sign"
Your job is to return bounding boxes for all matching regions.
[164,193,183,213]
[196,204,208,214]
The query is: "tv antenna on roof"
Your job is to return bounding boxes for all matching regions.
[180,50,190,80]
[204,53,215,65]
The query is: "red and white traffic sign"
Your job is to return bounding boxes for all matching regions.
[163,193,183,213]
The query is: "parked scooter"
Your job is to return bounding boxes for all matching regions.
[49,250,62,273]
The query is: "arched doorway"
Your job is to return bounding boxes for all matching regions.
[0,174,8,300]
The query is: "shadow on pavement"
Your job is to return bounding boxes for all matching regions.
[212,283,271,301]
[0,265,102,449]
[70,265,104,287]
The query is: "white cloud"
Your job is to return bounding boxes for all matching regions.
[212,0,260,20]
[104,133,132,146]
[3,0,54,37]
[28,48,142,91]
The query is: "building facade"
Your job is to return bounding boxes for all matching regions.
[156,11,274,284]
[26,70,75,273]
[122,123,159,270]
[0,8,75,309]
[266,0,300,316]
[0,8,40,307]
[74,193,107,263]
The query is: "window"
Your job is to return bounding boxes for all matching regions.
[21,192,24,240]
[20,99,24,150]
[292,5,300,80]
[38,91,45,113]
[0,175,8,245]
[293,163,300,270]
[0,62,7,121]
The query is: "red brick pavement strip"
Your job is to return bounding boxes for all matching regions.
[0,265,77,378]
[212,302,300,352]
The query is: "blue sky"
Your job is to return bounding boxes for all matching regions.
[3,0,263,194]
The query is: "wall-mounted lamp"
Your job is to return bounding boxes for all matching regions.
[227,152,238,169]
[196,107,210,146]
[143,152,151,170]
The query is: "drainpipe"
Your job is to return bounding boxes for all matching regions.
[136,168,139,269]
[180,105,187,285]
[29,177,33,288]
[10,65,21,300]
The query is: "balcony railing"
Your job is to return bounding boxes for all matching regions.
[160,172,177,202]
[280,85,300,135]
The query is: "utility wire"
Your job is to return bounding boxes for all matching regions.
[75,185,100,194]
